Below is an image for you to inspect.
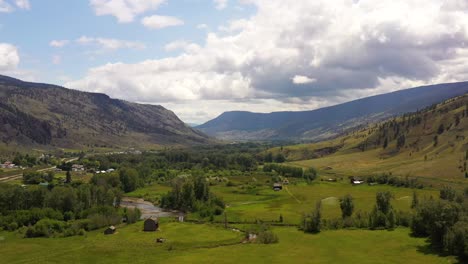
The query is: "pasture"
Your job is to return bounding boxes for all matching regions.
[0,223,457,263]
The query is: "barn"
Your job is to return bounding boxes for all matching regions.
[143,218,159,232]
[104,226,116,235]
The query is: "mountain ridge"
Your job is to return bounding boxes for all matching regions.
[197,82,468,141]
[0,75,210,150]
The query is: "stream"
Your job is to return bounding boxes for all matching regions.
[120,197,182,219]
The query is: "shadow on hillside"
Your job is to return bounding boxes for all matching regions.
[416,243,463,264]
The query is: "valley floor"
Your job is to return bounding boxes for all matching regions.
[0,223,457,264]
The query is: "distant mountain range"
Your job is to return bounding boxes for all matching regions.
[197,82,468,141]
[0,75,210,150]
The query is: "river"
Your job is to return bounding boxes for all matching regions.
[120,197,182,219]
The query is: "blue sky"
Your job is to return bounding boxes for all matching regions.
[0,0,254,84]
[1,1,467,123]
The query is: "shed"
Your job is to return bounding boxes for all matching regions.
[143,218,159,232]
[104,226,116,235]
[273,183,283,191]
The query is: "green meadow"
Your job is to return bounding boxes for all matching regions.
[0,222,457,264]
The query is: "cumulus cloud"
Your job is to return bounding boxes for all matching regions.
[164,40,200,53]
[14,0,29,9]
[141,15,184,29]
[0,1,12,12]
[292,75,316,84]
[68,0,468,122]
[90,0,165,23]
[76,36,146,50]
[0,0,29,12]
[50,40,69,48]
[213,0,228,10]
[0,43,20,70]
[197,24,208,30]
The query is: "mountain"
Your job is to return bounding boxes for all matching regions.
[271,94,468,182]
[197,82,468,141]
[0,75,210,150]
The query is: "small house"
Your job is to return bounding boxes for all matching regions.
[273,183,283,191]
[71,164,85,172]
[352,180,364,185]
[143,218,159,232]
[282,179,289,185]
[104,226,116,235]
[1,161,15,169]
[177,213,185,223]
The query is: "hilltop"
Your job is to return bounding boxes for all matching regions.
[268,94,468,182]
[0,75,210,151]
[197,82,468,141]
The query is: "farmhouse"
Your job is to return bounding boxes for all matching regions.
[143,218,159,232]
[1,161,15,169]
[71,164,85,172]
[104,226,116,235]
[273,183,283,191]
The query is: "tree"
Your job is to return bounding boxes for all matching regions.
[119,168,139,193]
[383,137,388,149]
[274,153,286,163]
[264,152,273,163]
[376,191,393,214]
[66,171,72,184]
[396,134,406,149]
[339,194,354,218]
[440,186,457,202]
[302,201,321,233]
[411,191,419,209]
[303,167,317,182]
[437,123,445,134]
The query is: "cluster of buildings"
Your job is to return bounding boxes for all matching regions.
[0,161,18,169]
[95,168,115,174]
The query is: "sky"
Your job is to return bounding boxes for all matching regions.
[1,0,468,124]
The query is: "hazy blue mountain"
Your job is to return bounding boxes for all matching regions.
[197,82,468,141]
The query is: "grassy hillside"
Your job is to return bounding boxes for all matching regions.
[268,94,468,183]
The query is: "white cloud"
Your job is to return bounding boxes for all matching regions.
[52,55,62,65]
[292,75,316,84]
[0,0,29,12]
[0,43,19,71]
[197,24,208,30]
[164,40,201,53]
[49,40,69,48]
[76,36,146,50]
[90,0,165,23]
[214,0,228,10]
[141,15,184,29]
[68,0,468,122]
[0,0,13,12]
[14,0,29,9]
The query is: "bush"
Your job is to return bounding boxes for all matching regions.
[257,230,279,244]
[7,222,18,231]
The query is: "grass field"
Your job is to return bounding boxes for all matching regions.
[0,222,457,264]
[206,177,439,223]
